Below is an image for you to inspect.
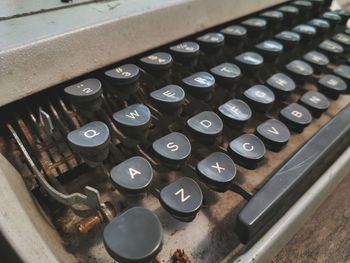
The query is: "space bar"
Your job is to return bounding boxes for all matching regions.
[236,104,350,244]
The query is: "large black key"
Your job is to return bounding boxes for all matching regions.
[332,33,350,50]
[278,5,299,26]
[169,41,200,62]
[308,18,330,36]
[285,60,314,84]
[241,17,266,38]
[243,85,275,112]
[228,134,266,169]
[150,85,185,114]
[103,207,162,263]
[152,132,191,166]
[317,74,347,99]
[299,90,329,117]
[140,52,173,72]
[160,177,203,221]
[292,24,316,43]
[236,104,350,243]
[266,73,296,99]
[67,121,110,166]
[291,0,312,18]
[279,103,312,132]
[220,25,247,47]
[334,9,350,25]
[197,152,237,192]
[110,156,153,194]
[234,52,264,75]
[259,10,284,31]
[318,40,343,59]
[210,63,241,88]
[321,11,341,28]
[302,50,329,74]
[196,32,225,52]
[255,119,290,151]
[218,99,252,127]
[182,72,215,99]
[187,111,223,142]
[255,40,283,62]
[274,31,300,50]
[333,65,350,85]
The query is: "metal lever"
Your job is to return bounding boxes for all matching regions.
[7,123,102,218]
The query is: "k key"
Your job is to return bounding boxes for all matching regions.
[210,63,241,88]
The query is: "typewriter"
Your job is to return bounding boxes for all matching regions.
[1,0,350,262]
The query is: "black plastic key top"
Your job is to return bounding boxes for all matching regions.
[255,119,290,151]
[241,17,266,38]
[187,111,223,142]
[299,90,329,117]
[255,40,283,62]
[285,60,314,84]
[302,50,329,74]
[318,39,344,58]
[292,24,316,43]
[140,52,173,72]
[103,207,163,263]
[218,99,252,127]
[220,25,247,46]
[236,104,350,243]
[274,31,300,50]
[279,103,312,132]
[243,85,275,112]
[160,177,203,221]
[150,85,185,114]
[266,73,296,99]
[197,152,237,192]
[210,63,241,88]
[308,18,330,36]
[277,5,299,26]
[182,72,215,99]
[333,65,350,85]
[332,33,350,50]
[196,32,225,52]
[234,52,264,75]
[321,11,341,28]
[317,74,347,99]
[169,41,200,61]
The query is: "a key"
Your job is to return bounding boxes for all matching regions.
[285,60,314,84]
[220,25,247,47]
[333,65,350,85]
[299,90,329,117]
[110,156,153,194]
[266,73,296,99]
[259,10,284,31]
[292,24,317,43]
[152,132,191,166]
[317,74,347,99]
[228,134,266,169]
[150,85,185,114]
[332,33,350,50]
[64,78,103,112]
[274,31,300,50]
[187,111,223,142]
[255,119,290,151]
[243,85,275,112]
[318,39,344,59]
[140,52,173,73]
[169,41,200,62]
[279,103,312,132]
[255,40,283,62]
[302,50,329,74]
[103,207,162,263]
[218,99,252,127]
[210,63,241,88]
[197,152,237,192]
[308,18,330,36]
[182,72,215,100]
[67,121,110,166]
[234,52,264,75]
[113,104,151,139]
[196,32,225,53]
[321,11,341,28]
[241,17,267,39]
[160,177,203,222]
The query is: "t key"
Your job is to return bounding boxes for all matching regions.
[255,119,290,151]
[187,111,223,142]
[279,103,312,132]
[210,63,241,88]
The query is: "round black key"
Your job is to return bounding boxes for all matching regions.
[228,134,266,169]
[103,207,163,263]
[291,0,312,12]
[241,17,266,37]
[243,85,275,112]
[299,90,329,117]
[274,31,300,50]
[332,33,350,50]
[333,65,350,85]
[110,156,153,194]
[210,63,241,88]
[279,103,312,132]
[285,60,314,84]
[255,119,290,151]
[259,10,284,29]
[197,152,236,192]
[255,40,283,62]
[220,25,247,45]
[334,9,350,25]
[140,52,173,71]
[317,74,347,99]
[318,40,344,58]
[292,24,316,43]
[169,41,200,61]
[187,111,223,142]
[113,104,151,138]
[234,52,264,74]
[308,19,330,36]
[321,11,341,28]
[302,51,329,74]
[278,5,299,22]
[266,73,296,99]
[160,177,203,221]
[218,99,252,127]
[182,72,215,99]
[196,32,225,52]
[152,132,191,165]
[67,121,110,165]
[150,85,185,113]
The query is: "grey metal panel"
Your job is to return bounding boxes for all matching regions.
[0,0,287,107]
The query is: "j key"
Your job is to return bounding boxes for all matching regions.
[169,41,200,62]
[210,63,241,88]
[234,52,264,75]
[104,64,140,97]
[317,74,347,99]
[196,32,225,52]
[241,18,266,38]
[299,90,329,117]
[255,119,290,151]
[218,99,252,127]
[140,52,173,72]
[67,121,110,166]
[274,31,300,50]
[228,134,266,169]
[159,177,203,221]
[332,33,350,50]
[110,156,153,194]
[187,111,223,142]
[103,207,162,263]
[291,1,312,19]
[150,85,185,114]
[321,11,341,28]
[113,104,151,138]
[266,73,296,99]
[302,50,329,74]
[255,40,283,62]
[334,9,350,25]
[243,85,275,112]
[197,152,237,192]
[285,60,314,84]
[307,18,330,36]
[279,103,312,132]
[64,78,103,112]
[152,132,191,166]
[318,40,344,59]
[220,25,247,47]
[182,72,215,99]
[259,10,284,31]
[277,5,299,26]
[333,65,350,85]
[292,24,316,43]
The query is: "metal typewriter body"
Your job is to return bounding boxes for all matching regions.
[1,1,350,263]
